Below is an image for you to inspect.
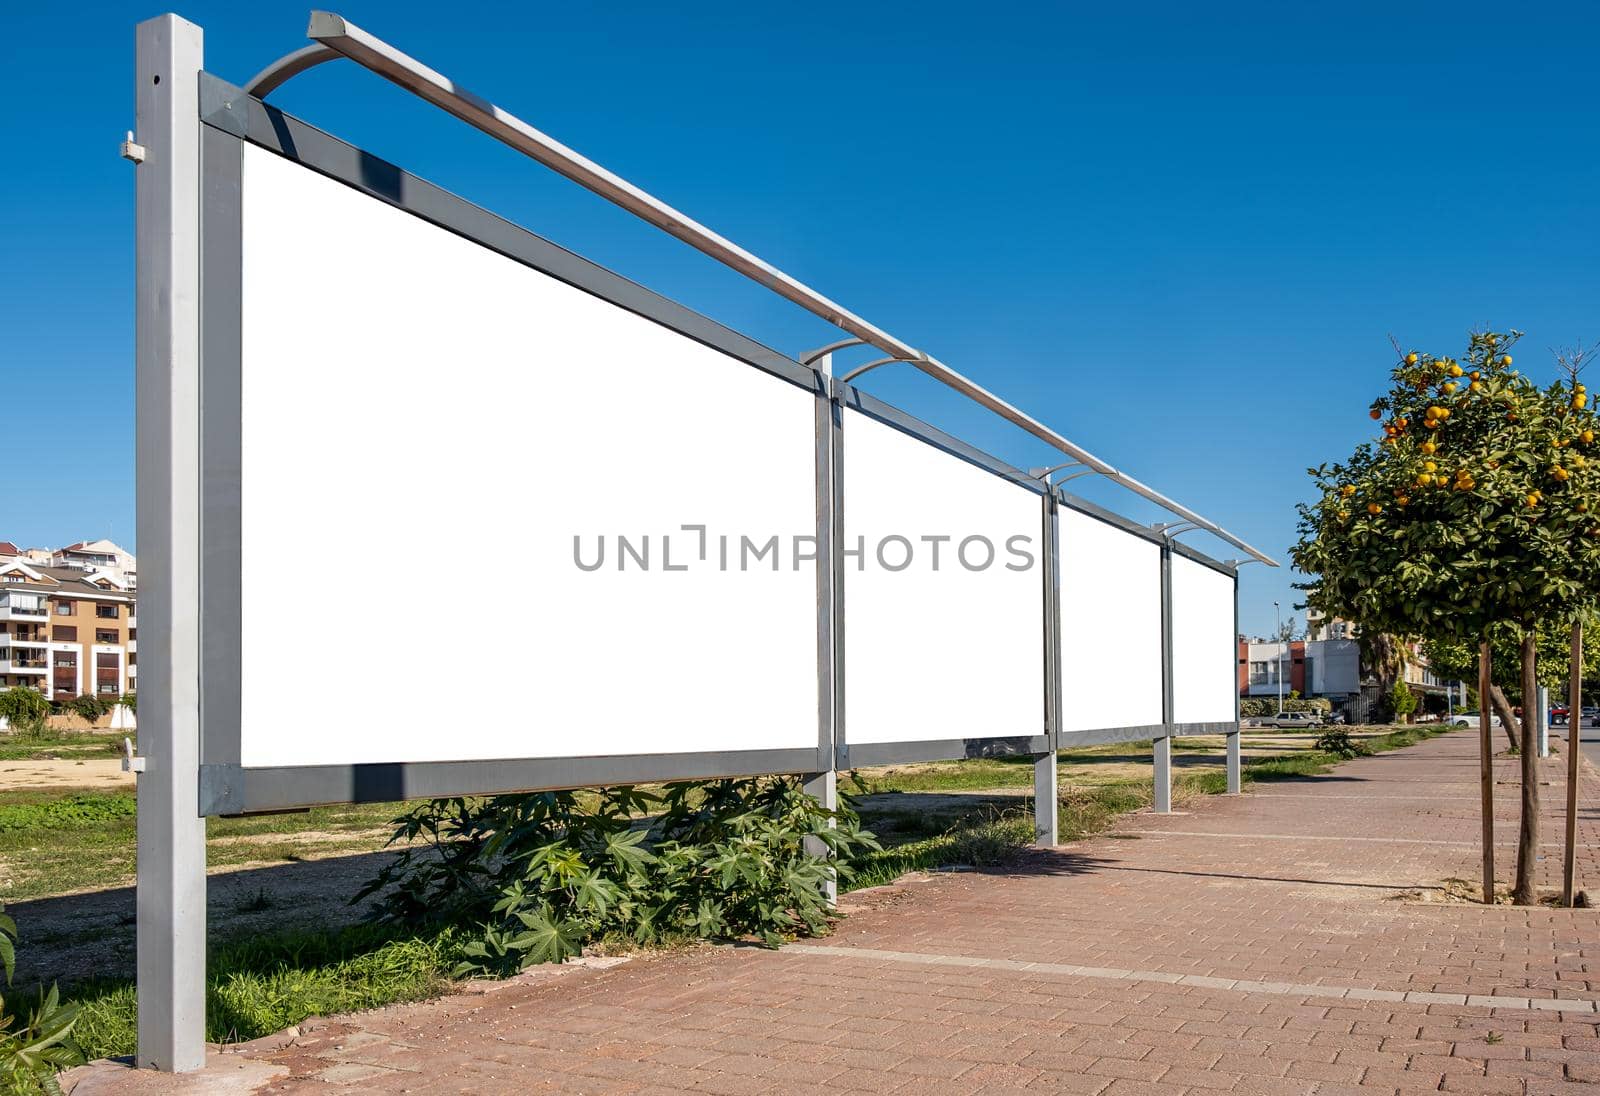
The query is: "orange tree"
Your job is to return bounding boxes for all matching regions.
[1292,330,1600,904]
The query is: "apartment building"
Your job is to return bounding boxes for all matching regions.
[1238,633,1447,721]
[0,559,136,700]
[1237,637,1362,701]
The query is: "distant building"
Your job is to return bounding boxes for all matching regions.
[1238,631,1447,720]
[1237,637,1362,704]
[51,539,137,588]
[0,559,136,699]
[1305,605,1355,641]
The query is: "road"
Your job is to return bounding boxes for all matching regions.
[1576,719,1600,768]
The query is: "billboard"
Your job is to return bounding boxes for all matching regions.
[197,115,829,810]
[1057,507,1164,735]
[1170,553,1239,726]
[838,406,1045,759]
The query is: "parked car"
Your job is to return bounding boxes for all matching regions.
[1551,705,1570,726]
[1448,712,1503,727]
[1259,712,1325,730]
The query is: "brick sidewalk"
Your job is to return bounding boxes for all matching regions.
[68,729,1600,1095]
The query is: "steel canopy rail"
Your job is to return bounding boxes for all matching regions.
[241,10,1277,569]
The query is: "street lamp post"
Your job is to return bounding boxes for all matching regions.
[1275,601,1284,716]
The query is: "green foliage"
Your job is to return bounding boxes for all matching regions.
[62,695,109,724]
[1240,697,1332,717]
[1423,615,1598,697]
[117,694,136,715]
[0,692,49,736]
[1315,726,1363,759]
[1389,681,1419,720]
[1294,331,1600,640]
[0,795,136,835]
[0,902,83,1094]
[358,777,880,977]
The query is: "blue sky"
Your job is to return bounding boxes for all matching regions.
[2,1,1596,638]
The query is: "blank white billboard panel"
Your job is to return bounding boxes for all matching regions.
[1058,509,1163,732]
[841,410,1043,745]
[1170,555,1238,725]
[235,145,819,767]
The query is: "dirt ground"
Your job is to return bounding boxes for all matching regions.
[10,848,408,988]
[0,758,132,791]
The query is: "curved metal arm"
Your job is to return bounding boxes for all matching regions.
[1029,460,1085,482]
[1225,558,1266,569]
[244,43,341,98]
[1153,521,1202,540]
[800,337,866,367]
[839,357,916,385]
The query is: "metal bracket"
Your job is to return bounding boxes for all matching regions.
[120,131,146,164]
[122,736,146,774]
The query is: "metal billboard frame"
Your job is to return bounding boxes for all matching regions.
[131,10,1269,1072]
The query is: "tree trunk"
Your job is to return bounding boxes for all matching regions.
[1512,630,1540,906]
[1488,685,1520,750]
[1478,641,1495,905]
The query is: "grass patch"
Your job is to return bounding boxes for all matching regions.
[0,729,127,761]
[848,724,1450,891]
[0,789,403,901]
[0,792,136,833]
[67,922,464,1059]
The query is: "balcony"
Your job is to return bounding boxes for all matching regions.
[5,635,48,648]
[0,658,48,674]
[0,601,47,621]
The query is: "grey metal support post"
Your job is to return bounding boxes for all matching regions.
[1227,572,1242,795]
[134,14,208,1073]
[803,770,838,906]
[1035,488,1060,845]
[1153,542,1174,813]
[803,350,838,906]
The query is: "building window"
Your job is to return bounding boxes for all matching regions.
[54,602,74,616]
[53,626,77,642]
[96,604,118,619]
[95,629,117,644]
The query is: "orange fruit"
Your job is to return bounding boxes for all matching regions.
[1500,354,1513,366]
[1367,503,1381,515]
[1405,353,1419,365]
[1370,408,1382,420]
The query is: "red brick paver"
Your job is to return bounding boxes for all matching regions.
[66,730,1600,1094]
